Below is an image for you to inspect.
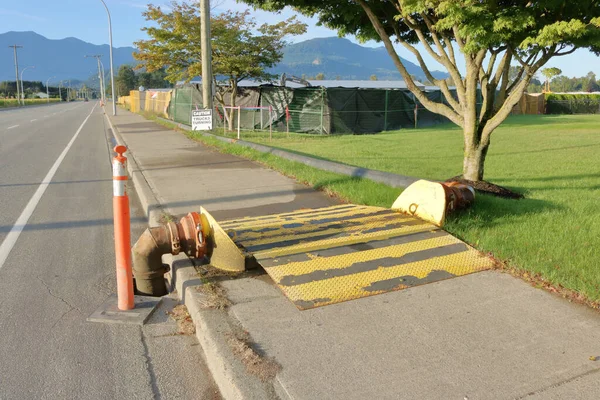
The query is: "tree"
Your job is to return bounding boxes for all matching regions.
[134,2,306,129]
[116,65,138,97]
[138,68,171,89]
[585,74,600,92]
[242,0,600,181]
[315,73,325,80]
[541,67,562,92]
[370,74,378,81]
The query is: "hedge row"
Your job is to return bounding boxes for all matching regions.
[545,93,600,114]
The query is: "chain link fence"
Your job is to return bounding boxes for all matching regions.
[121,85,484,135]
[545,94,600,114]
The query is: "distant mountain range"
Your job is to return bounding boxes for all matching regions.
[276,37,448,81]
[0,31,447,85]
[0,31,136,85]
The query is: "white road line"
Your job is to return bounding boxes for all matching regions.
[31,119,37,122]
[7,125,19,130]
[0,103,98,271]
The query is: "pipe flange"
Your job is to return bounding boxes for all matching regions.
[179,212,207,259]
[167,221,181,255]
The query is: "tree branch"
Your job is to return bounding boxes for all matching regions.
[481,49,555,142]
[410,13,466,102]
[395,39,462,113]
[355,0,463,127]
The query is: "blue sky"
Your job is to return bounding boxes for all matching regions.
[1,0,597,78]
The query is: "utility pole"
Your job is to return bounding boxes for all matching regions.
[86,55,106,104]
[200,0,213,112]
[46,76,55,103]
[9,45,23,105]
[99,0,117,116]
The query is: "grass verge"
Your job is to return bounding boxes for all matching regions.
[139,110,600,308]
[0,98,61,108]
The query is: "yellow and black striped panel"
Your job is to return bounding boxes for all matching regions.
[222,205,494,310]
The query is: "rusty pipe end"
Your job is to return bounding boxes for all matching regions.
[131,213,211,297]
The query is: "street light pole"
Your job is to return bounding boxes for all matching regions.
[20,66,35,106]
[99,0,117,116]
[85,55,105,105]
[9,45,23,105]
[46,76,55,103]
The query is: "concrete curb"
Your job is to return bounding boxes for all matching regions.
[167,257,280,400]
[105,109,277,400]
[160,117,419,189]
[104,112,164,227]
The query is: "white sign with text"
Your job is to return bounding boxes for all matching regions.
[192,109,213,130]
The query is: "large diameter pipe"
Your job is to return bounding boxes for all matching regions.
[132,212,210,296]
[132,225,172,296]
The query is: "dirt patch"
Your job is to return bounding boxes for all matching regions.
[196,282,232,310]
[446,176,524,199]
[167,304,196,335]
[227,332,281,382]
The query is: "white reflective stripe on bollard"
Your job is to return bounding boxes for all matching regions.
[113,180,126,196]
[112,160,127,197]
[112,160,126,177]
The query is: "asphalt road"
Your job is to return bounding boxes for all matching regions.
[0,102,220,399]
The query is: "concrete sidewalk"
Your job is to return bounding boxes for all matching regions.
[108,109,600,400]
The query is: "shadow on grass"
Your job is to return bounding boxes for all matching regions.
[494,173,600,183]
[445,193,561,232]
[495,115,582,127]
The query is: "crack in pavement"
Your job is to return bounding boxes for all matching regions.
[36,276,81,312]
[139,328,162,400]
[516,366,600,398]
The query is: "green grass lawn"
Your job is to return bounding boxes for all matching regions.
[0,98,61,108]
[217,115,600,303]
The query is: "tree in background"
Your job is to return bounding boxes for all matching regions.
[134,2,306,129]
[138,68,171,89]
[541,67,562,92]
[242,0,600,181]
[315,73,325,80]
[584,72,600,92]
[116,65,138,97]
[370,74,378,81]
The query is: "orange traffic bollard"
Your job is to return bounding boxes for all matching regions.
[112,145,135,310]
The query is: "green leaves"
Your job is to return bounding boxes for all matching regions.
[134,2,307,86]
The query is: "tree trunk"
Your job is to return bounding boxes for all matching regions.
[463,142,489,181]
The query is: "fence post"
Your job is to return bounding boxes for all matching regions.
[189,88,193,125]
[320,87,324,135]
[269,105,273,141]
[237,106,241,139]
[223,105,227,135]
[413,93,418,129]
[384,89,389,131]
[173,89,178,124]
[260,95,264,130]
[286,105,290,137]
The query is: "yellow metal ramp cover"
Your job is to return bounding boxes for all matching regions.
[221,204,494,310]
